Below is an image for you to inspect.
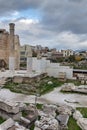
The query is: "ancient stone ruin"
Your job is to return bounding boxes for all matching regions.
[0,23,20,70]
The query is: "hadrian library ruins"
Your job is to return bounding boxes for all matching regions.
[0,23,87,130]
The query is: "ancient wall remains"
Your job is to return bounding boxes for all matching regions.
[0,23,20,69]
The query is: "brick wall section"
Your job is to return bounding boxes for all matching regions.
[0,24,20,69]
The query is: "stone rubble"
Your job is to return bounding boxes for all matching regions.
[42,104,57,117]
[56,105,73,116]
[77,118,87,130]
[0,99,87,130]
[35,104,59,130]
[35,115,59,130]
[34,104,74,130]
[0,118,29,130]
[61,83,87,94]
[61,83,76,92]
[1,101,87,130]
[73,110,83,120]
[73,109,87,130]
[56,114,69,129]
[0,99,21,120]
[0,118,14,130]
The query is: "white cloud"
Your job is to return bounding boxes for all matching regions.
[0,0,87,50]
[19,18,39,24]
[13,11,19,16]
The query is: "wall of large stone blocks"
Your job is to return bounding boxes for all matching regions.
[32,57,47,73]
[0,33,20,69]
[32,58,73,79]
[0,33,8,64]
[0,50,6,60]
[46,65,73,79]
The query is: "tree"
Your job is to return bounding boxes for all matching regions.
[75,55,82,61]
[68,55,75,62]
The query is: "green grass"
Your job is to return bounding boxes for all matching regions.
[30,124,35,130]
[66,79,81,86]
[22,110,28,117]
[77,107,87,118]
[0,117,5,124]
[3,76,81,95]
[4,81,18,88]
[4,82,22,93]
[36,103,43,109]
[25,103,30,106]
[39,77,64,94]
[67,116,81,130]
[3,77,64,95]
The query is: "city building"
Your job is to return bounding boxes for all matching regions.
[51,52,63,59]
[0,23,20,69]
[20,45,32,64]
[61,49,73,57]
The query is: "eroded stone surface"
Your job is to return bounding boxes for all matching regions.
[77,118,87,130]
[73,110,83,120]
[0,99,19,114]
[56,114,69,127]
[0,118,14,130]
[42,104,57,117]
[57,105,73,116]
[35,116,59,130]
[61,83,76,92]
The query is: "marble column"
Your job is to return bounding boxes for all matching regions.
[27,57,32,73]
[37,51,42,73]
[37,59,42,73]
[9,57,15,71]
[9,23,15,72]
[26,46,32,74]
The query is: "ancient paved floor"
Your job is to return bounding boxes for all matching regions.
[40,87,87,107]
[0,87,87,108]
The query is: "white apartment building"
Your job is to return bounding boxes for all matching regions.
[61,49,73,57]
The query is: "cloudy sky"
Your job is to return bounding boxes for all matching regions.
[0,0,87,50]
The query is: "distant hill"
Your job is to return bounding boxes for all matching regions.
[75,49,87,53]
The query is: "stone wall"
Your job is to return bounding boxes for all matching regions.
[13,73,47,84]
[32,58,73,79]
[47,65,73,79]
[0,24,20,69]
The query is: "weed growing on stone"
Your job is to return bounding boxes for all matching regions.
[0,116,6,124]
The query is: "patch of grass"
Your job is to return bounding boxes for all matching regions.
[3,77,64,95]
[3,76,81,95]
[4,82,24,94]
[67,116,81,130]
[4,82,18,88]
[77,107,87,118]
[0,117,5,124]
[36,103,43,109]
[39,77,64,94]
[30,124,35,130]
[66,79,81,86]
[25,103,29,106]
[22,110,28,117]
[38,115,41,120]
